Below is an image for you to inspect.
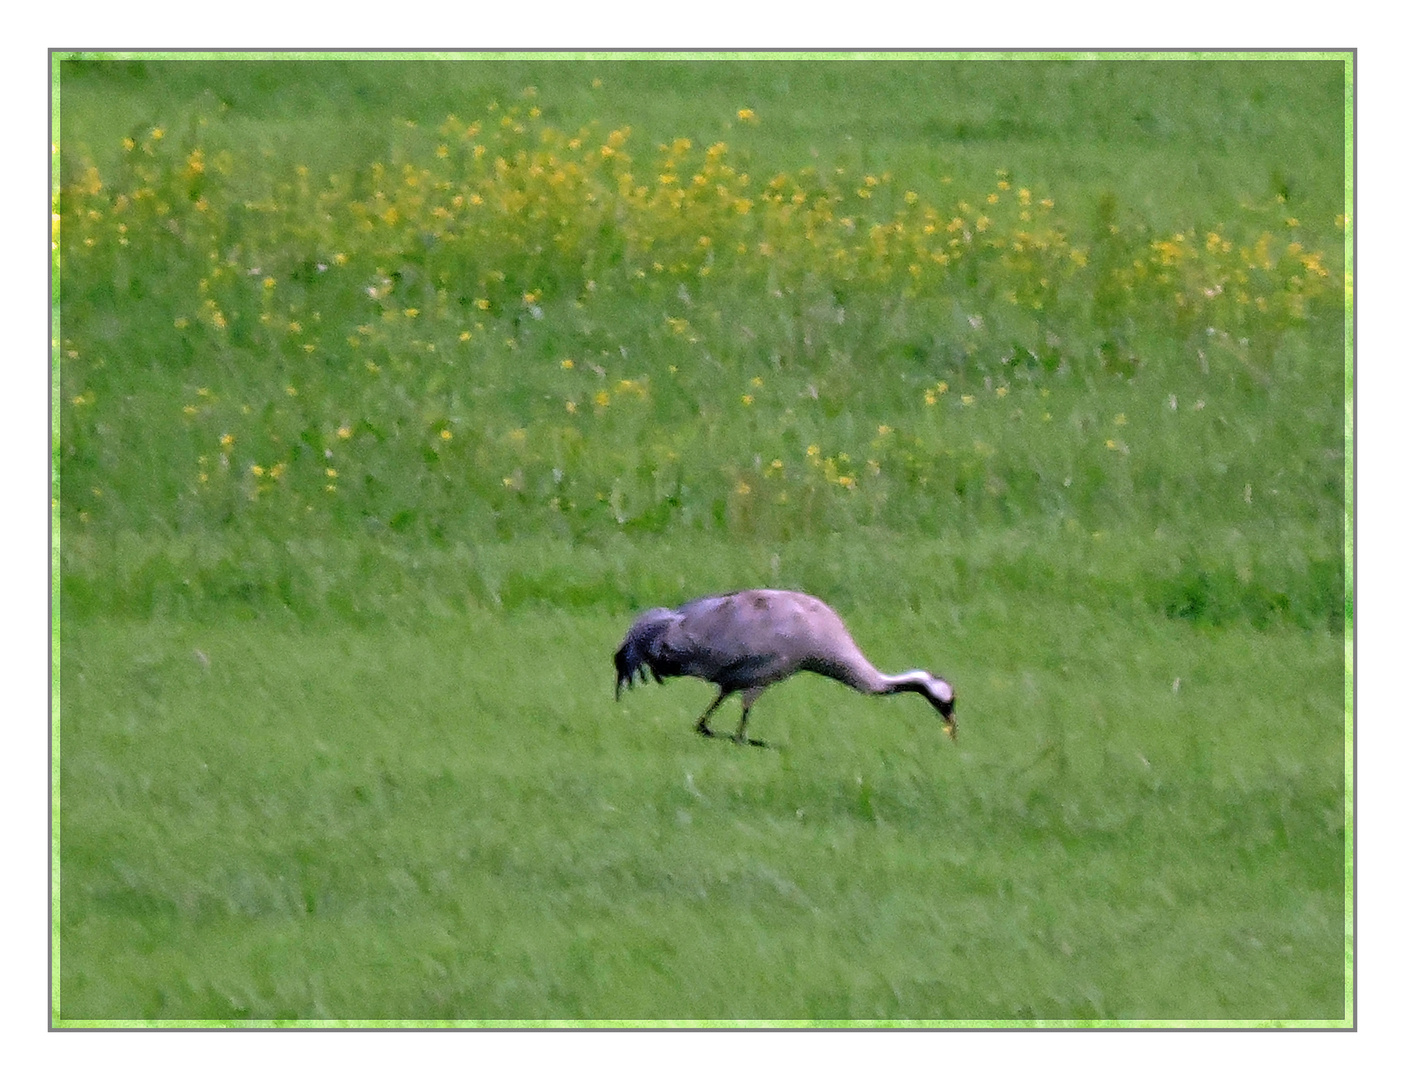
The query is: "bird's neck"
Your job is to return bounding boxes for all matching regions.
[821,656,924,696]
[809,657,950,708]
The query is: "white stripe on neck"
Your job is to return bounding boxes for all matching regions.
[892,670,953,705]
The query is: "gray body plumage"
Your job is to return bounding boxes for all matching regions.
[614,589,956,746]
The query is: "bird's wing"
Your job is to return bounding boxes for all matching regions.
[663,592,808,687]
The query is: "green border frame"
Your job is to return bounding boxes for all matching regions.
[49,48,1356,1031]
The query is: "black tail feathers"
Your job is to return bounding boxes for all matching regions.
[613,608,679,700]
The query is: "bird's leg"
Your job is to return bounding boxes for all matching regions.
[732,705,757,746]
[695,689,731,738]
[732,688,769,748]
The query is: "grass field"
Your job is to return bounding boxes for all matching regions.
[54,53,1350,1025]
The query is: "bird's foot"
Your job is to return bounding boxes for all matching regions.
[695,722,718,738]
[732,734,770,749]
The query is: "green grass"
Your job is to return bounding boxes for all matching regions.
[55,53,1350,1025]
[57,54,1348,231]
[59,584,1343,1023]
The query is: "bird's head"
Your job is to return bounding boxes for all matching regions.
[926,675,957,742]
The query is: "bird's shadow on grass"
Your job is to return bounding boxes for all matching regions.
[696,729,778,751]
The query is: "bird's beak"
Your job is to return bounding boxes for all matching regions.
[942,716,957,742]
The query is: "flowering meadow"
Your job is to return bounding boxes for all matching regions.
[58,78,1344,560]
[56,58,1349,1025]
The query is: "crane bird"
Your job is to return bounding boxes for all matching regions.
[613,589,957,747]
